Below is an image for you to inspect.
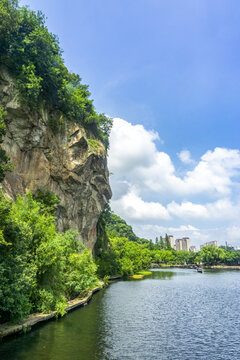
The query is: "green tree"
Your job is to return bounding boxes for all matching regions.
[0,1,112,148]
[159,236,164,249]
[199,245,225,265]
[33,188,60,215]
[0,192,99,322]
[165,234,171,250]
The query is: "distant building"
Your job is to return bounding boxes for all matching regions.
[175,237,191,251]
[190,245,197,252]
[200,241,218,249]
[182,237,190,251]
[175,238,183,251]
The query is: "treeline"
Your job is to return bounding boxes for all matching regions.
[95,207,240,278]
[0,0,112,148]
[150,246,240,266]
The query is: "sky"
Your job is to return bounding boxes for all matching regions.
[21,0,240,248]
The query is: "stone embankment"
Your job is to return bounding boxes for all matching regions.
[0,284,103,339]
[151,264,240,270]
[0,275,122,340]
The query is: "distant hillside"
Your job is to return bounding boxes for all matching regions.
[99,205,148,244]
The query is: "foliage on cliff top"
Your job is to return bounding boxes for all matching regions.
[0,0,112,148]
[0,192,98,323]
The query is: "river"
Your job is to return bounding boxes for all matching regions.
[1,268,240,360]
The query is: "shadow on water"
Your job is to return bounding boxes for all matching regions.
[1,269,240,360]
[149,269,176,280]
[0,290,107,360]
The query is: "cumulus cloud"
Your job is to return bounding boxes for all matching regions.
[168,198,240,220]
[108,117,240,244]
[111,192,240,223]
[108,118,160,175]
[108,118,240,198]
[178,150,195,164]
[225,226,240,241]
[111,188,171,222]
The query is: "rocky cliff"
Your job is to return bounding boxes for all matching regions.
[0,67,112,250]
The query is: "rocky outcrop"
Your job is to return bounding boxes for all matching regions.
[0,67,112,250]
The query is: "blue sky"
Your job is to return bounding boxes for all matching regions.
[21,0,240,247]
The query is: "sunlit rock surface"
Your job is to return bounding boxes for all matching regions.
[0,67,112,250]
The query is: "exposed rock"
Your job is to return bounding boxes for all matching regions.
[0,67,112,250]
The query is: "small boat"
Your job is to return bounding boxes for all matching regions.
[197,268,203,273]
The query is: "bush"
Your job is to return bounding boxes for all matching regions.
[0,193,99,322]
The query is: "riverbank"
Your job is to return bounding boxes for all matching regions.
[0,283,104,340]
[203,265,240,270]
[151,263,240,270]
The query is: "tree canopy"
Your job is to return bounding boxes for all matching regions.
[0,0,112,148]
[0,192,98,322]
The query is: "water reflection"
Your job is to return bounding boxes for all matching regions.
[0,290,107,360]
[149,269,176,280]
[1,269,240,360]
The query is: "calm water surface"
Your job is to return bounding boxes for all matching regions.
[1,268,240,360]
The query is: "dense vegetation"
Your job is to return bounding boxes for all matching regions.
[0,0,112,148]
[95,207,240,278]
[0,191,99,323]
[94,206,151,278]
[1,190,239,323]
[1,0,239,327]
[103,205,148,244]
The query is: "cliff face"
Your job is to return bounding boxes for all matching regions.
[0,67,112,250]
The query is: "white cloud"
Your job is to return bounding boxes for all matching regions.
[108,118,160,175]
[111,188,171,222]
[111,192,240,224]
[168,198,240,220]
[226,226,240,241]
[108,117,240,245]
[168,224,199,231]
[178,149,195,164]
[108,118,240,198]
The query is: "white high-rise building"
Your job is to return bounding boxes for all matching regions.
[175,238,183,251]
[200,241,218,249]
[175,237,191,251]
[182,237,190,251]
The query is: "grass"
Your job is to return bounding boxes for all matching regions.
[137,271,152,275]
[130,274,144,280]
[130,270,152,280]
[88,139,102,150]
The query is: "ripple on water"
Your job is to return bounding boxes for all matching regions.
[0,269,240,360]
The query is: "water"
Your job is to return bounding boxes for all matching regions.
[1,268,240,360]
